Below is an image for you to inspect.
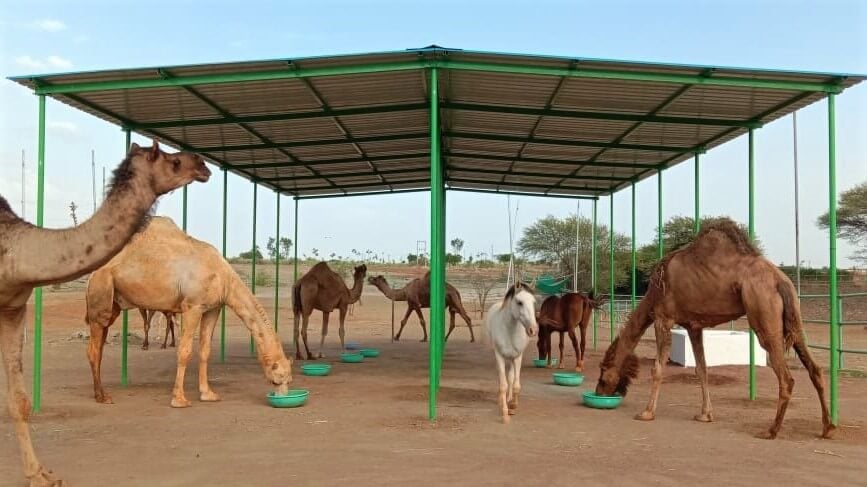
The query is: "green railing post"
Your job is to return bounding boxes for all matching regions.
[182,186,188,232]
[250,183,257,355]
[32,94,46,413]
[274,192,280,331]
[837,297,844,370]
[748,129,757,401]
[220,168,227,363]
[609,194,615,341]
[827,94,839,425]
[293,198,299,349]
[657,170,663,259]
[591,199,598,350]
[630,183,636,311]
[694,153,701,233]
[429,67,444,421]
[121,129,131,387]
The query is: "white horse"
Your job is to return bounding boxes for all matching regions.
[485,283,538,423]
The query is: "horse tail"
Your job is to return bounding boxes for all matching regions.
[586,291,606,310]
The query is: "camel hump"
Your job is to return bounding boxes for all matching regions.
[694,218,759,256]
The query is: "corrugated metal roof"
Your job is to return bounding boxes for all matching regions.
[9,47,863,198]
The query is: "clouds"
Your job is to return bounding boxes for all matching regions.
[14,55,73,70]
[48,121,78,133]
[31,19,67,32]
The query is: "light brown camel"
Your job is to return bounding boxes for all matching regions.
[139,308,176,350]
[368,272,475,342]
[85,216,292,407]
[292,262,367,360]
[0,141,209,487]
[595,219,833,440]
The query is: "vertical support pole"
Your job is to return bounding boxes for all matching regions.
[274,192,280,331]
[657,170,664,259]
[250,183,258,355]
[748,129,757,401]
[293,198,299,349]
[32,95,46,413]
[121,129,131,387]
[837,297,844,370]
[182,186,188,232]
[428,67,444,421]
[630,183,636,311]
[591,199,598,350]
[609,194,615,341]
[827,94,839,425]
[694,153,701,233]
[220,168,228,363]
[793,112,802,297]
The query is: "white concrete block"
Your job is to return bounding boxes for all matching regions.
[670,328,766,367]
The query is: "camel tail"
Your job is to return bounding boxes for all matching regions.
[777,280,803,351]
[292,283,302,319]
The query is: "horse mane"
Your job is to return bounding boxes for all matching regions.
[503,282,530,303]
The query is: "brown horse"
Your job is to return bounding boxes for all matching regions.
[536,292,603,372]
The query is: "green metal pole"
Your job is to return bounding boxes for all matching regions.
[250,183,257,355]
[429,67,444,421]
[220,168,227,363]
[121,129,131,387]
[182,186,188,232]
[827,94,839,425]
[694,153,701,233]
[592,199,598,350]
[630,183,636,310]
[293,198,299,349]
[274,192,280,331]
[658,170,664,259]
[748,129,757,401]
[609,194,615,341]
[32,95,46,413]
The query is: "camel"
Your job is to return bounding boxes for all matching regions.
[484,283,538,423]
[85,216,292,408]
[293,262,367,360]
[139,308,176,350]
[595,218,833,440]
[536,292,603,371]
[368,272,475,342]
[0,141,209,487]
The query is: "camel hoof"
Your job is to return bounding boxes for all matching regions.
[171,397,192,408]
[756,429,778,440]
[634,411,655,421]
[508,408,517,415]
[28,466,63,486]
[200,390,221,402]
[470,339,475,343]
[295,353,304,360]
[420,338,428,343]
[160,344,167,349]
[822,424,837,439]
[393,336,400,342]
[693,413,714,423]
[95,393,113,404]
[141,344,149,351]
[502,415,511,424]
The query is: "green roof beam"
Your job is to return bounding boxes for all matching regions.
[237,153,429,170]
[194,132,428,153]
[447,151,659,169]
[446,131,692,153]
[447,187,599,200]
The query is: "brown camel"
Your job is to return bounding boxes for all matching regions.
[293,262,367,360]
[536,292,603,371]
[368,272,475,342]
[0,141,209,487]
[595,218,833,440]
[139,308,176,350]
[85,216,292,407]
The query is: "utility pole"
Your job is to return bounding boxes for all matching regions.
[102,167,106,202]
[91,150,97,213]
[21,150,25,218]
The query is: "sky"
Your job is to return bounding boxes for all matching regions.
[1,0,865,267]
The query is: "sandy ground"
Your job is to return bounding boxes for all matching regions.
[2,287,866,486]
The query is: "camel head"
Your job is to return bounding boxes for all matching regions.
[267,356,293,394]
[595,337,640,397]
[353,264,368,280]
[503,282,538,337]
[125,140,211,195]
[367,274,387,287]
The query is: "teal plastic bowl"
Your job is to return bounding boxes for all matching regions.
[552,372,584,386]
[359,348,380,358]
[533,358,558,368]
[301,363,332,376]
[340,352,365,363]
[266,389,309,408]
[582,390,623,409]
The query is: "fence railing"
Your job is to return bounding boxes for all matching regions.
[800,291,867,368]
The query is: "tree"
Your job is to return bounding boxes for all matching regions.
[266,237,278,260]
[446,253,462,266]
[496,253,512,263]
[468,266,500,318]
[280,238,292,260]
[406,253,418,264]
[450,238,465,256]
[239,246,263,260]
[818,181,867,263]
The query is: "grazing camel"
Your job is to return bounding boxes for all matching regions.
[368,272,475,342]
[536,292,603,371]
[484,283,538,423]
[293,262,367,360]
[139,308,176,350]
[85,216,292,407]
[0,141,209,487]
[596,218,833,440]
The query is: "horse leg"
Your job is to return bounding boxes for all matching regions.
[140,308,151,350]
[508,355,523,414]
[636,320,673,421]
[394,306,413,341]
[87,304,119,404]
[171,309,203,408]
[687,327,713,422]
[567,328,580,371]
[577,304,591,371]
[494,352,510,423]
[317,311,330,359]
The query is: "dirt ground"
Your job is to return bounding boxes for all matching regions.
[2,286,866,486]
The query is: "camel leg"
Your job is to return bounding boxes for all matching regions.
[171,309,203,408]
[197,309,222,402]
[415,306,428,342]
[792,337,835,438]
[162,313,176,349]
[458,306,475,343]
[394,306,413,341]
[318,311,330,359]
[140,309,151,350]
[508,355,522,414]
[444,308,456,342]
[687,327,713,422]
[1,306,63,486]
[494,352,510,424]
[293,311,302,360]
[636,320,672,421]
[338,306,348,352]
[301,312,315,361]
[87,305,119,404]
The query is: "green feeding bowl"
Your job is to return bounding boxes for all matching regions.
[340,352,365,363]
[266,389,309,408]
[359,348,380,358]
[533,358,558,368]
[552,372,584,386]
[301,363,332,376]
[582,390,623,409]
